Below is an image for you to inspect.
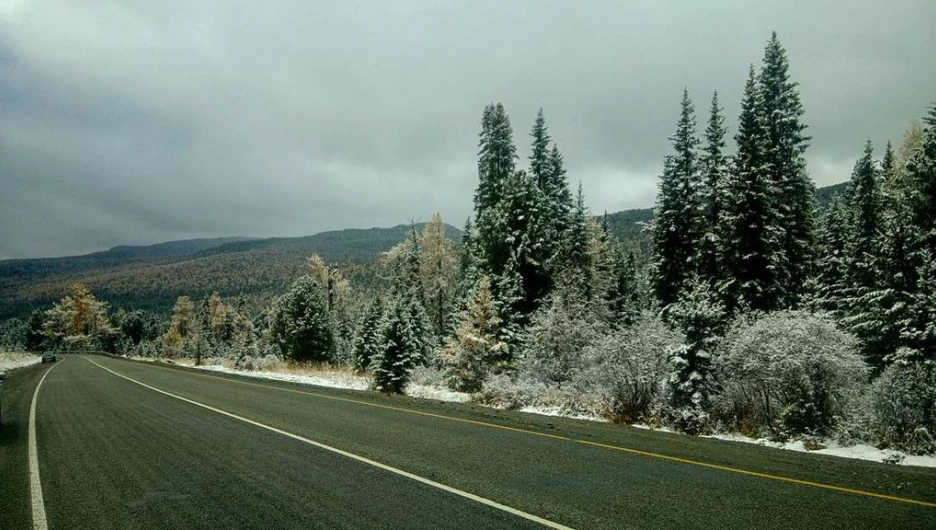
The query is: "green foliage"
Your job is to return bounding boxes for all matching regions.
[269,275,335,362]
[352,298,384,372]
[650,89,701,309]
[371,293,431,394]
[869,359,936,454]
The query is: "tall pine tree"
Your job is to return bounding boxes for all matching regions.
[650,89,701,310]
[758,32,816,307]
[720,66,782,314]
[697,91,729,290]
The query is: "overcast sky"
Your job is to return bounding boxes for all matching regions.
[1,1,934,259]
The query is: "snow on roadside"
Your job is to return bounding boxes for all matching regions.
[518,406,607,423]
[406,384,471,403]
[702,432,936,468]
[194,363,370,391]
[140,357,936,468]
[0,352,42,372]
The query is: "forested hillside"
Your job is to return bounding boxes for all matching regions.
[0,224,459,319]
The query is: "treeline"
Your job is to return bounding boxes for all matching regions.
[3,32,936,454]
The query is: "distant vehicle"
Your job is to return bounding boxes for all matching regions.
[41,351,57,363]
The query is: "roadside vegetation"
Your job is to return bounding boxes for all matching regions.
[2,33,936,457]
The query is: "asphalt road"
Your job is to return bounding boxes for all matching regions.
[2,355,935,530]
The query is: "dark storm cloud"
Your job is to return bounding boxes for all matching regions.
[1,0,934,258]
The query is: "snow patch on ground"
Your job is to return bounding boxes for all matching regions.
[518,406,607,423]
[194,363,370,391]
[703,432,936,468]
[0,352,42,372]
[406,384,472,403]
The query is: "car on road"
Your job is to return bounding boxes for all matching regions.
[41,351,57,363]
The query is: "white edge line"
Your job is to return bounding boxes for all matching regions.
[84,357,576,530]
[30,359,62,530]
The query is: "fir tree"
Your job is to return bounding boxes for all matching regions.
[720,66,782,314]
[475,103,517,217]
[563,181,593,298]
[814,195,850,318]
[529,108,551,190]
[905,94,936,251]
[371,293,431,394]
[905,248,936,360]
[667,276,724,434]
[650,89,701,310]
[483,170,552,321]
[758,32,816,307]
[352,297,384,372]
[845,140,881,290]
[269,275,335,362]
[545,143,574,236]
[697,91,729,289]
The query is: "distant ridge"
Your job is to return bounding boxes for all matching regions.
[0,183,846,319]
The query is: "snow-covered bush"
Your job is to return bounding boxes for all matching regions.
[576,313,682,423]
[472,373,603,418]
[712,310,868,438]
[869,357,936,454]
[520,292,603,388]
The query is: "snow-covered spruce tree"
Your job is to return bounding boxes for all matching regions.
[562,182,593,299]
[269,275,335,362]
[371,292,432,394]
[530,108,551,192]
[697,91,730,291]
[475,103,517,219]
[666,276,726,434]
[758,33,817,308]
[904,248,936,360]
[837,142,888,360]
[650,89,702,311]
[483,169,553,323]
[545,143,574,237]
[439,277,507,392]
[843,141,881,291]
[352,297,383,372]
[529,110,574,276]
[719,66,783,315]
[491,250,524,368]
[813,195,850,318]
[905,94,936,251]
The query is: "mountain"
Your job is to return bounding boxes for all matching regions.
[0,225,459,319]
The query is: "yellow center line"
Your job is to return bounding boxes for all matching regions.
[106,356,936,509]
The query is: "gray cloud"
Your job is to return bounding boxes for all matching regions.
[1,0,934,258]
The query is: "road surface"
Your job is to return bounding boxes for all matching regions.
[1,355,934,529]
